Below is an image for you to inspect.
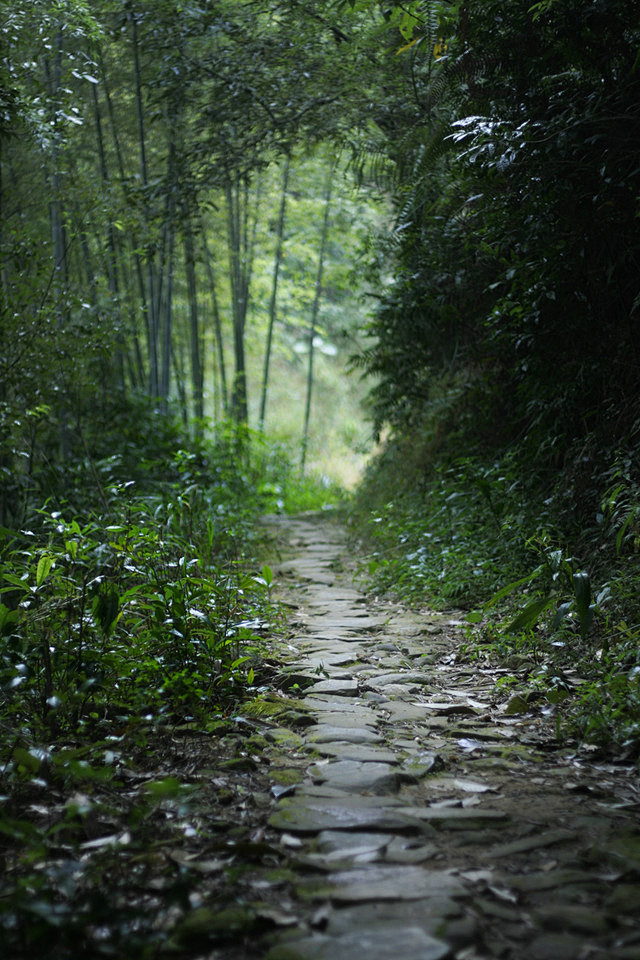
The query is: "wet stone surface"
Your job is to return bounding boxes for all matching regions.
[250,514,640,960]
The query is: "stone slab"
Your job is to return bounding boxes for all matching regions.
[296,784,372,800]
[265,927,450,960]
[483,828,574,859]
[307,759,400,794]
[268,796,426,834]
[307,679,359,696]
[307,742,398,763]
[325,897,464,931]
[370,672,431,686]
[305,588,365,603]
[375,683,422,697]
[308,713,378,731]
[395,806,510,828]
[316,830,392,853]
[400,752,441,778]
[305,616,386,632]
[528,933,597,960]
[383,836,440,864]
[264,727,306,749]
[299,864,465,902]
[293,572,337,586]
[295,652,359,668]
[307,725,383,745]
[303,695,375,715]
[381,701,433,721]
[308,832,437,868]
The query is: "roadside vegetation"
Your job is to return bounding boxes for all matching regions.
[0,402,341,956]
[351,411,640,758]
[348,0,640,760]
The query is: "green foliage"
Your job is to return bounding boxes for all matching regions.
[466,567,640,756]
[0,416,328,955]
[1,0,384,515]
[257,455,347,515]
[348,0,640,756]
[0,490,269,745]
[351,373,640,754]
[351,420,532,608]
[358,0,640,489]
[480,539,597,641]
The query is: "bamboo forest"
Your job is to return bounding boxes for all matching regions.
[2,2,640,958]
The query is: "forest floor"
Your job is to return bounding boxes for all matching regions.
[197,511,640,960]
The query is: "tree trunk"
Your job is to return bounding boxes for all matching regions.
[259,156,290,432]
[90,78,127,386]
[202,232,228,419]
[225,173,262,424]
[301,164,334,473]
[130,10,159,397]
[171,334,189,427]
[160,218,175,405]
[184,212,204,430]
[44,27,70,460]
[98,47,146,388]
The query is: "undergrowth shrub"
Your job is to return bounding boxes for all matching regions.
[0,489,274,746]
[350,389,640,757]
[0,415,340,955]
[351,440,534,608]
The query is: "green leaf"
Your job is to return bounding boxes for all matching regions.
[552,601,572,629]
[615,508,637,555]
[0,603,20,632]
[506,595,555,633]
[396,37,421,54]
[504,694,530,715]
[65,760,112,782]
[261,564,273,587]
[36,555,55,587]
[2,573,30,594]
[146,776,182,798]
[572,571,591,608]
[546,688,571,704]
[13,747,43,773]
[65,539,78,560]
[484,564,545,609]
[0,817,45,843]
[466,610,484,624]
[93,585,120,634]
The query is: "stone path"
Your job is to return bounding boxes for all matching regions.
[254,514,640,960]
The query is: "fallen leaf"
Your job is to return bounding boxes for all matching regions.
[254,906,299,927]
[81,831,131,850]
[167,849,225,873]
[461,869,494,883]
[461,795,482,807]
[452,778,497,793]
[488,884,518,904]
